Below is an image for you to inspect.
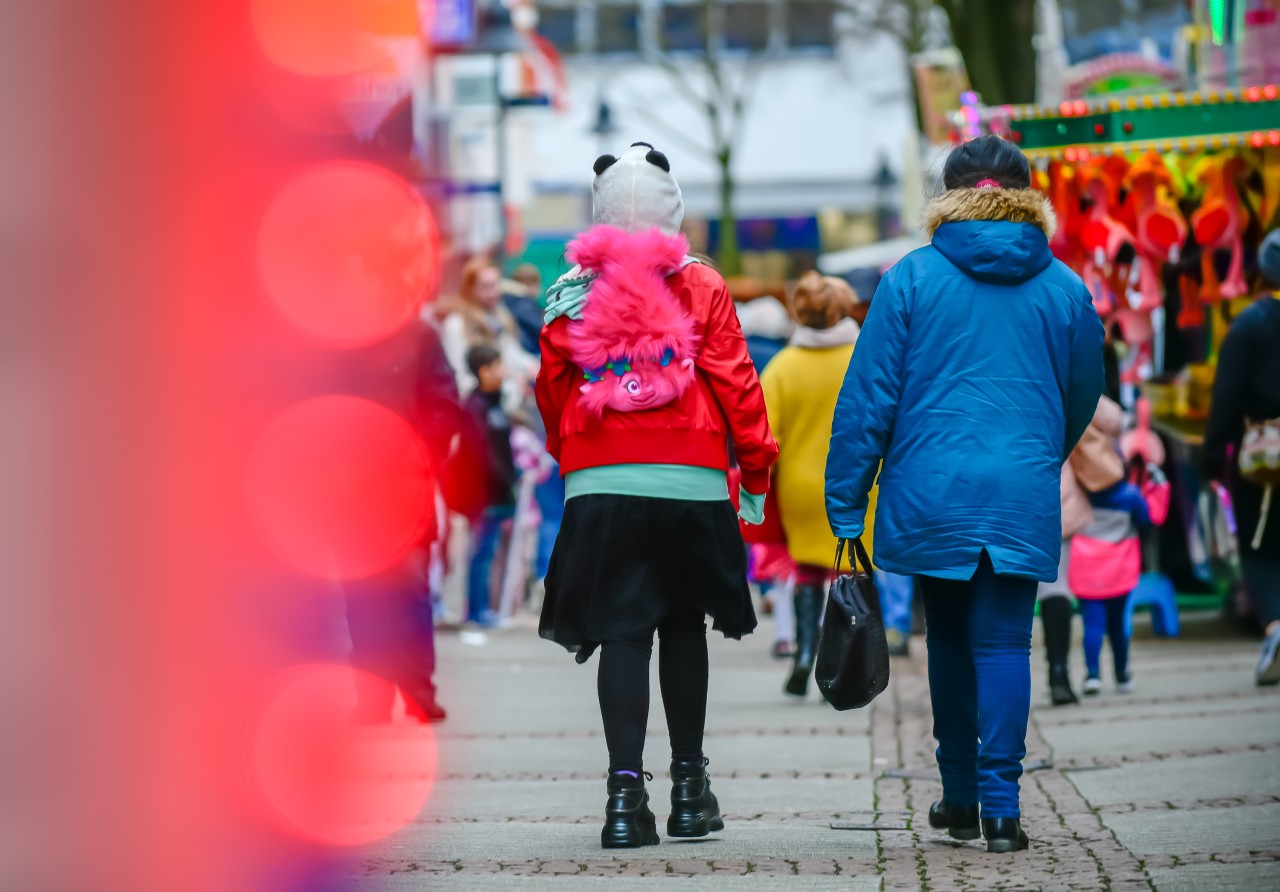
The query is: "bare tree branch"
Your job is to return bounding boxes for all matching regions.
[615,92,716,158]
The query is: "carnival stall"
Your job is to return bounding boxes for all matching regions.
[964,83,1280,607]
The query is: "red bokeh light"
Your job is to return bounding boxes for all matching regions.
[257,161,438,347]
[1266,84,1279,101]
[1060,101,1073,116]
[1073,100,1088,116]
[1252,132,1266,148]
[251,0,404,77]
[1065,148,1079,162]
[247,395,434,579]
[248,663,437,846]
[1247,86,1263,102]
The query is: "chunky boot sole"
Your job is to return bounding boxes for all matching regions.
[927,801,980,840]
[601,813,660,848]
[986,834,1029,854]
[983,818,1029,853]
[667,809,724,838]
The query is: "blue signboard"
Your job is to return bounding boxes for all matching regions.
[427,0,476,47]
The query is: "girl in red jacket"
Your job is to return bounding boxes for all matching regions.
[536,142,777,849]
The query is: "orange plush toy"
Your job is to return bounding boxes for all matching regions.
[1124,152,1187,314]
[1190,154,1251,302]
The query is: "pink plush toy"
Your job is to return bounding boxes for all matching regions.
[566,225,700,416]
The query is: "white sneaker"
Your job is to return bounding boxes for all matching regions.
[1082,676,1102,696]
[1256,626,1280,686]
[1116,673,1135,694]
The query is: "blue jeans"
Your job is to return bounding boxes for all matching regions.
[876,570,915,637]
[919,554,1038,819]
[534,470,565,580]
[1080,594,1129,679]
[467,507,513,621]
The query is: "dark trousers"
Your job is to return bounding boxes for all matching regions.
[919,554,1038,819]
[346,556,437,717]
[597,603,708,773]
[1242,553,1280,629]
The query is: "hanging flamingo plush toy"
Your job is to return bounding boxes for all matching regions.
[1190,154,1251,302]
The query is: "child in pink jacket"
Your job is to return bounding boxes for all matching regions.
[1068,457,1170,695]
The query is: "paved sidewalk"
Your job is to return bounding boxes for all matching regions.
[334,611,1279,890]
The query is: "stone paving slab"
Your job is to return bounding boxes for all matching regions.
[1041,707,1280,759]
[1033,690,1275,726]
[351,612,1280,888]
[355,877,882,891]
[1066,749,1280,807]
[361,819,878,863]
[1103,802,1280,856]
[1146,860,1280,892]
[421,776,875,824]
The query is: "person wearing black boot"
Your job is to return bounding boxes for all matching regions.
[1039,595,1078,706]
[1038,397,1125,705]
[784,578,826,696]
[535,144,778,848]
[755,272,872,698]
[827,138,1105,855]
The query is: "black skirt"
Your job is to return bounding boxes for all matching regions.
[540,494,757,662]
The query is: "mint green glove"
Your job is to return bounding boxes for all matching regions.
[543,273,593,324]
[738,488,766,526]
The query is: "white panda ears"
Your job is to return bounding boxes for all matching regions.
[593,144,672,176]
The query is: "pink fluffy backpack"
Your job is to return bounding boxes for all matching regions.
[566,225,700,416]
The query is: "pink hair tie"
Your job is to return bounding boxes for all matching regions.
[975,178,1002,189]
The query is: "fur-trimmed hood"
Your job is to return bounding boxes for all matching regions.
[923,187,1057,239]
[924,188,1057,286]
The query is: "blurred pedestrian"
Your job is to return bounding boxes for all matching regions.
[461,345,518,627]
[536,143,777,848]
[1067,404,1169,695]
[337,318,461,723]
[826,136,1104,853]
[736,295,792,372]
[503,262,545,356]
[1203,229,1280,685]
[759,272,904,698]
[437,256,537,399]
[735,296,795,659]
[1038,395,1126,706]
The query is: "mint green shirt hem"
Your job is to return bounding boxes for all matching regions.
[565,464,729,501]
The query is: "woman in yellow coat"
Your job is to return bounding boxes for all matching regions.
[761,273,901,697]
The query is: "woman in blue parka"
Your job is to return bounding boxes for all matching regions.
[826,137,1104,853]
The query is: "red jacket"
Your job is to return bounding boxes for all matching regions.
[536,263,778,494]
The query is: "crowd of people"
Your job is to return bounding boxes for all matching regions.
[345,135,1280,857]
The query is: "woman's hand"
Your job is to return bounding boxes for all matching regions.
[738,488,766,525]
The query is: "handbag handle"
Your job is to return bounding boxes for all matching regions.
[833,537,874,576]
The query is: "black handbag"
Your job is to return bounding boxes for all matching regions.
[815,538,891,711]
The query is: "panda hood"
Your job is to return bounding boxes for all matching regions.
[592,142,684,236]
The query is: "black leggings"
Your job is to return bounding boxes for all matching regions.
[597,605,708,773]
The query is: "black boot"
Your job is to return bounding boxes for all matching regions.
[601,772,660,849]
[1048,663,1078,706]
[927,800,980,840]
[784,584,824,697]
[982,817,1030,853]
[1040,596,1079,706]
[667,758,723,838]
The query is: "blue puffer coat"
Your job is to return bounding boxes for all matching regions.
[825,187,1104,581]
